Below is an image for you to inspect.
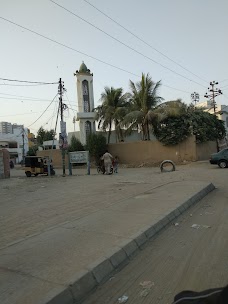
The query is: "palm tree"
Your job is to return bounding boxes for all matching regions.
[95,87,129,143]
[120,73,163,140]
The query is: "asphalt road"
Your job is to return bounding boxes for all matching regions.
[83,164,228,304]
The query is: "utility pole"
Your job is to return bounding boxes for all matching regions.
[58,78,67,176]
[204,81,223,152]
[73,116,76,132]
[22,128,25,166]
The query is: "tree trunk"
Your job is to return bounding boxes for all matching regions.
[142,124,145,140]
[108,121,112,144]
[119,128,124,142]
[147,121,150,140]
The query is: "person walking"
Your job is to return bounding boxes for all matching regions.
[101,150,113,175]
[113,156,119,173]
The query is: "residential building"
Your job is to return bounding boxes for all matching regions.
[0,121,13,134]
[0,126,29,163]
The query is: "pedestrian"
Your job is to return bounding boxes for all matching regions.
[113,156,119,173]
[101,150,113,175]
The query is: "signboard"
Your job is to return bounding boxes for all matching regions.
[59,121,68,149]
[69,151,89,164]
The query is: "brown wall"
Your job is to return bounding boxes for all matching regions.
[0,149,10,178]
[37,149,69,168]
[196,141,217,161]
[37,137,216,167]
[108,136,197,165]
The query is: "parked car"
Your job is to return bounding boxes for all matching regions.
[210,148,228,168]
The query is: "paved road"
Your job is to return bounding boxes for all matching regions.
[83,163,228,304]
[1,162,227,304]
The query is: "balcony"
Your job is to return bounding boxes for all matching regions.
[76,112,96,121]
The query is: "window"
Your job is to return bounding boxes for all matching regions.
[82,80,90,112]
[85,121,92,140]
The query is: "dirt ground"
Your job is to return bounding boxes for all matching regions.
[0,162,227,304]
[82,163,228,304]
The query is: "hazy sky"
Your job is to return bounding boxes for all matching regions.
[1,0,228,134]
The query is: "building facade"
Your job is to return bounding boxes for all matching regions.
[0,122,13,134]
[74,62,96,145]
[0,123,29,163]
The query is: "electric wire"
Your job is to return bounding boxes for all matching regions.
[0,77,57,84]
[0,16,139,78]
[0,83,51,87]
[27,94,58,127]
[83,0,207,83]
[0,16,202,94]
[49,0,205,87]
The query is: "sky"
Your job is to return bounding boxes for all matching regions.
[1,0,228,135]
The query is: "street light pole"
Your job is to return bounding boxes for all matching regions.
[22,130,25,165]
[191,92,200,106]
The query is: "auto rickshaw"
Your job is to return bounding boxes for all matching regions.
[24,156,55,177]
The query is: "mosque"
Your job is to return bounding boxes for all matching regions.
[73,62,96,145]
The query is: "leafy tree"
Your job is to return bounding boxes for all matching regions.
[36,127,56,146]
[120,73,163,140]
[95,87,129,143]
[68,135,84,152]
[154,106,226,145]
[190,109,226,143]
[153,115,191,145]
[26,145,38,156]
[85,133,107,163]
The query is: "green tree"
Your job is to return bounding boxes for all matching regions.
[120,73,163,140]
[190,109,226,143]
[153,115,191,145]
[68,135,84,152]
[154,105,226,145]
[85,133,107,164]
[36,127,56,146]
[95,87,129,143]
[26,145,38,156]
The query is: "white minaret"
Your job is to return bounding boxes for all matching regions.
[74,62,96,145]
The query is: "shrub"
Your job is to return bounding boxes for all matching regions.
[68,135,84,152]
[85,133,107,163]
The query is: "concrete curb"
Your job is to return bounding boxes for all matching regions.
[45,182,215,304]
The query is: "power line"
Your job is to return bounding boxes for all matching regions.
[0,77,57,84]
[0,96,59,102]
[0,83,50,87]
[0,92,79,104]
[49,0,205,88]
[27,94,58,127]
[0,109,53,118]
[219,79,228,84]
[0,92,51,99]
[83,0,207,84]
[0,15,201,95]
[0,16,139,78]
[221,83,228,89]
[162,84,191,94]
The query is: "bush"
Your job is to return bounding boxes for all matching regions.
[68,135,84,152]
[85,133,107,163]
[27,146,38,156]
[154,116,191,145]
